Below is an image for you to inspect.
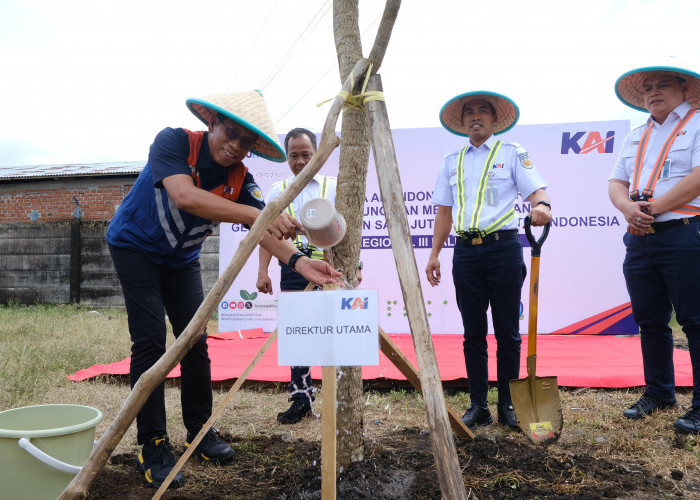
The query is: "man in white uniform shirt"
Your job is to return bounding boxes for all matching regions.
[426,91,552,431]
[257,128,361,424]
[609,61,700,434]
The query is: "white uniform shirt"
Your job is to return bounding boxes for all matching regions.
[432,135,547,233]
[609,101,700,222]
[265,174,338,251]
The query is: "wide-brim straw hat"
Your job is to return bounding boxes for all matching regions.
[186,90,286,162]
[615,59,700,113]
[439,91,520,137]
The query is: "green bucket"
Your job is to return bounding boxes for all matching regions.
[0,404,103,499]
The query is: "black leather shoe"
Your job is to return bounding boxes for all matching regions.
[277,399,312,424]
[497,404,519,430]
[674,406,700,434]
[460,404,493,429]
[623,395,676,419]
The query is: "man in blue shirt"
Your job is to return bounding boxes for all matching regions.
[107,91,341,488]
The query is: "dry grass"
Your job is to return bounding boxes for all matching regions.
[0,304,698,497]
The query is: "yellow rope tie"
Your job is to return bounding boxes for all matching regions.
[317,63,384,111]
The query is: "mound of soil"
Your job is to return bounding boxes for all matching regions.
[87,428,679,499]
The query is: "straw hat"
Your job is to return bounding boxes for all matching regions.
[439,91,520,137]
[615,58,700,112]
[186,90,286,162]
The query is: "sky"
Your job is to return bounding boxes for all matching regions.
[1,0,699,168]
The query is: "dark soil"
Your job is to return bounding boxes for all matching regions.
[87,428,685,499]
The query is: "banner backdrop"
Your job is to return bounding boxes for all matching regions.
[218,120,634,335]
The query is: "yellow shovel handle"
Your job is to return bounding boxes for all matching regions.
[527,255,540,358]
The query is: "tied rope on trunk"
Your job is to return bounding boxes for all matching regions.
[318,63,384,111]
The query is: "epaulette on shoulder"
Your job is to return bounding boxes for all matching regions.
[504,141,521,148]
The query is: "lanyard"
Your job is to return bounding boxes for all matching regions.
[630,108,696,200]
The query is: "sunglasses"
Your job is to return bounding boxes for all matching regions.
[220,121,258,151]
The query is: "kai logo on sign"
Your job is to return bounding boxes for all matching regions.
[341,297,369,310]
[561,131,615,154]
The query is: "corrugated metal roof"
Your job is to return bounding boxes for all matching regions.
[0,161,146,181]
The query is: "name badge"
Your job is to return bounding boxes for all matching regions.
[659,159,671,180]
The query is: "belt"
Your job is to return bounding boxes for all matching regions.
[649,215,700,234]
[456,229,518,246]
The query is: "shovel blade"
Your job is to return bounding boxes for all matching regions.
[509,375,563,444]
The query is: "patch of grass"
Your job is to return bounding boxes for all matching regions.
[0,304,132,409]
[1,304,699,498]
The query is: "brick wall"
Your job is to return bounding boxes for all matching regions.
[0,178,132,223]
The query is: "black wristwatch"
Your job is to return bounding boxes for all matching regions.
[287,251,306,272]
[536,200,551,210]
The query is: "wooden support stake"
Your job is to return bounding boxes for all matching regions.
[321,366,337,500]
[378,327,474,440]
[364,74,467,499]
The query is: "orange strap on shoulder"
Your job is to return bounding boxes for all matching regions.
[630,109,697,199]
[184,129,248,200]
[223,163,248,201]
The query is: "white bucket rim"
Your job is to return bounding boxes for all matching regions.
[0,404,103,439]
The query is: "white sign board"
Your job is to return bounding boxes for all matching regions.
[219,121,634,336]
[277,289,379,366]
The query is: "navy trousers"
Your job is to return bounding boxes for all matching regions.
[280,264,315,403]
[109,244,212,444]
[623,222,700,407]
[452,235,526,407]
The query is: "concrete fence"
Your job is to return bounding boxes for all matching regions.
[0,222,220,306]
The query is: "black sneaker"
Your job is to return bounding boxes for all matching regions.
[185,427,235,464]
[674,406,700,434]
[497,404,519,430]
[460,404,493,430]
[137,435,184,489]
[277,399,311,424]
[623,395,676,419]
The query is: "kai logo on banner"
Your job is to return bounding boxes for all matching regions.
[561,131,615,154]
[341,297,369,310]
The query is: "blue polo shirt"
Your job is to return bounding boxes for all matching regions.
[107,127,265,266]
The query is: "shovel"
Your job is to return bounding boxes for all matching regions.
[509,216,562,444]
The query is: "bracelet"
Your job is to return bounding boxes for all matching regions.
[287,251,306,272]
[536,200,551,210]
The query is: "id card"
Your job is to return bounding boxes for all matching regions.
[485,185,499,206]
[659,159,671,180]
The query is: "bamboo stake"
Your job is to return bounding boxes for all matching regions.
[365,74,467,499]
[321,366,337,500]
[59,58,371,500]
[152,329,279,498]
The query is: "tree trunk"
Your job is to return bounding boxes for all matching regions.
[332,0,370,468]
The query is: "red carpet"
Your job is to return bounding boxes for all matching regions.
[68,331,694,389]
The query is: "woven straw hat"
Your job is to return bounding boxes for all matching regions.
[439,91,520,137]
[615,58,700,112]
[186,90,286,162]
